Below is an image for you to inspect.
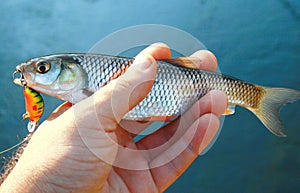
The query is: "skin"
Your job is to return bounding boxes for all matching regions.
[0,43,227,193]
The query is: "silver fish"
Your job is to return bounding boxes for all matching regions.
[13,54,300,136]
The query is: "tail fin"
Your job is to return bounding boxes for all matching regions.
[250,87,300,137]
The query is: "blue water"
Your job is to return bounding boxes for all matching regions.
[1,0,300,192]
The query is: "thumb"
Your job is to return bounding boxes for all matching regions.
[91,56,157,131]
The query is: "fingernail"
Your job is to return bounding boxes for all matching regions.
[133,57,152,70]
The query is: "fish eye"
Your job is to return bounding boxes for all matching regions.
[36,61,51,74]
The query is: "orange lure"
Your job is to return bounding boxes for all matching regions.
[22,86,44,132]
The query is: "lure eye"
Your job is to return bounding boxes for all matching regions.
[36,61,51,74]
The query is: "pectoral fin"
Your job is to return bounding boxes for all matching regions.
[137,115,176,123]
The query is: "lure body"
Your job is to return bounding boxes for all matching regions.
[13,54,300,136]
[23,86,44,132]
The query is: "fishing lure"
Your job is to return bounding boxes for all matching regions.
[22,86,44,132]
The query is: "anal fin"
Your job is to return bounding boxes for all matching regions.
[223,105,236,115]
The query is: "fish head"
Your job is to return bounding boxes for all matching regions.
[14,54,88,101]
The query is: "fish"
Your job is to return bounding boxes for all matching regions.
[13,53,300,136]
[22,86,44,132]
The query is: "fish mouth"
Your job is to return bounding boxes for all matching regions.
[13,64,27,86]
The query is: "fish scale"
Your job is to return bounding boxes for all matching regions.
[76,56,265,119]
[14,53,300,136]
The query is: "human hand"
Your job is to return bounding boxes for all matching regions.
[0,43,227,193]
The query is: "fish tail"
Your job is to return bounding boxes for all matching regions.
[250,87,300,137]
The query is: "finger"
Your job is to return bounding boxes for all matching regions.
[78,56,157,131]
[136,90,227,153]
[134,49,220,148]
[117,43,171,136]
[176,90,227,129]
[190,50,218,71]
[136,42,171,60]
[150,113,220,192]
[119,120,153,137]
[109,42,168,121]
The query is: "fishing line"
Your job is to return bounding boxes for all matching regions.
[0,138,27,155]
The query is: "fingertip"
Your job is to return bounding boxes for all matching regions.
[137,42,171,60]
[134,53,156,68]
[129,54,157,82]
[190,50,218,71]
[206,50,218,65]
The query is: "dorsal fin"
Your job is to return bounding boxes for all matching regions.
[162,57,199,69]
